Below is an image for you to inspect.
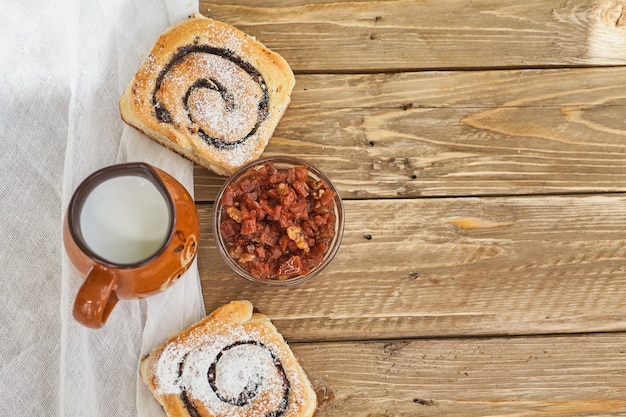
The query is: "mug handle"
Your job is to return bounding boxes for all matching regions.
[72,265,119,329]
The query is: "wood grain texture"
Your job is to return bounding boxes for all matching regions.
[199,0,626,72]
[194,67,626,201]
[189,3,626,414]
[197,194,626,341]
[291,333,626,416]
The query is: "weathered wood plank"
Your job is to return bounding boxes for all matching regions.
[197,194,626,341]
[199,0,626,72]
[291,333,626,416]
[194,67,626,201]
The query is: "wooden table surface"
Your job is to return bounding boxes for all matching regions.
[194,1,626,415]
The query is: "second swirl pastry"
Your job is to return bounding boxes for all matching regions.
[120,13,296,176]
[140,300,317,417]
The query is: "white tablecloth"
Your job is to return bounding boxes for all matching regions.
[0,1,206,415]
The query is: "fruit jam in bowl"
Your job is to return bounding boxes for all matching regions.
[213,156,344,286]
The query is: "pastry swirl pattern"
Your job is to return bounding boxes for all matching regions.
[120,14,296,176]
[141,301,316,417]
[152,45,270,150]
[200,340,290,416]
[155,331,296,416]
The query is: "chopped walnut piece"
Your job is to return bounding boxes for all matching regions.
[238,252,256,264]
[226,206,242,223]
[276,182,289,196]
[286,225,310,252]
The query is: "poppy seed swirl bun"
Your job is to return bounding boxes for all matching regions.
[140,301,317,417]
[120,14,295,176]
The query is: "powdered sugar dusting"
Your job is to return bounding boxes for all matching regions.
[126,17,276,174]
[150,40,268,172]
[184,54,261,141]
[151,317,309,416]
[207,22,246,53]
[218,135,259,168]
[210,343,276,402]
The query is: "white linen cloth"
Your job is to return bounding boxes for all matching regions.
[0,0,205,415]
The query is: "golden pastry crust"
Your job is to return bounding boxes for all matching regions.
[140,300,317,417]
[120,14,295,176]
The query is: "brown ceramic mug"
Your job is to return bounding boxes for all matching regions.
[63,162,200,328]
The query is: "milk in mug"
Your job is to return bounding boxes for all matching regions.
[79,175,171,265]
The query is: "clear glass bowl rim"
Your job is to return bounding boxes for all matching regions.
[213,156,345,286]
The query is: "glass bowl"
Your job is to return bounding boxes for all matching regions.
[213,156,344,286]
